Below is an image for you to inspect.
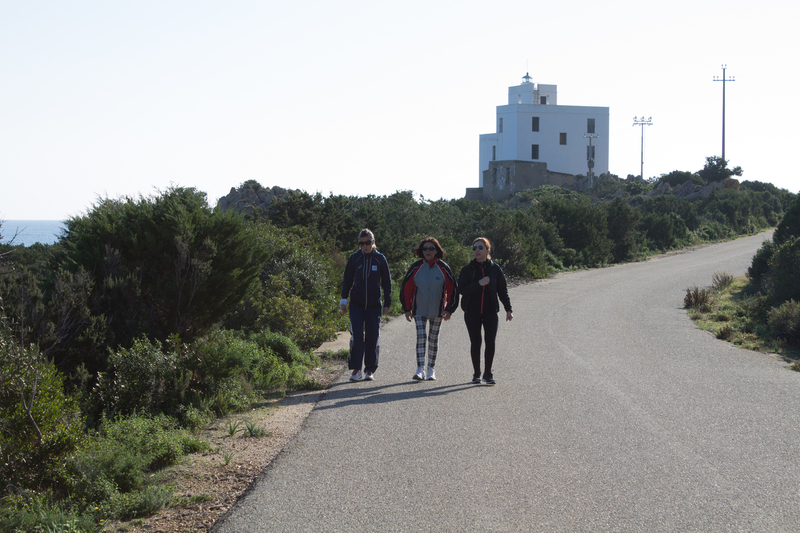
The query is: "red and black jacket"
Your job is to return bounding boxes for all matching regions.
[399,259,459,317]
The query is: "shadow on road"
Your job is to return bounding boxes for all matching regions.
[317,380,480,410]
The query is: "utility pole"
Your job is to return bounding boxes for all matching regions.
[713,65,735,162]
[584,133,598,188]
[632,116,653,180]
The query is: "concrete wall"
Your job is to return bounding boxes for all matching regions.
[475,160,575,201]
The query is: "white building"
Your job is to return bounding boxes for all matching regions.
[478,74,609,187]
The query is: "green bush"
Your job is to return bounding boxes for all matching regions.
[94,336,187,419]
[711,271,735,291]
[0,343,81,493]
[764,237,800,305]
[248,329,316,367]
[62,186,269,364]
[641,211,686,250]
[773,194,800,245]
[0,492,98,533]
[748,240,776,287]
[68,414,209,512]
[255,276,336,351]
[101,485,173,521]
[767,300,800,342]
[603,197,640,262]
[684,285,714,312]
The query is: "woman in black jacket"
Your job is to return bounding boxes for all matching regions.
[457,237,513,385]
[340,229,392,381]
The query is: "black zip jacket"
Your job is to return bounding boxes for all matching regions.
[457,259,512,315]
[341,249,392,309]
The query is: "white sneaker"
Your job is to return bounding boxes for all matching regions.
[350,370,363,381]
[412,366,425,380]
[364,371,374,381]
[426,367,436,380]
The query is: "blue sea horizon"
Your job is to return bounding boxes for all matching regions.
[1,220,66,246]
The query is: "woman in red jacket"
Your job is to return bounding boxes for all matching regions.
[400,237,459,381]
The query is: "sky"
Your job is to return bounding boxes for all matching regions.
[1,0,798,221]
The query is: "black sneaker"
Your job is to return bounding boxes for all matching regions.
[483,374,496,385]
[471,373,481,384]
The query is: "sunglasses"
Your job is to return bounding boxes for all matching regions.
[358,240,372,246]
[422,246,436,252]
[473,244,485,250]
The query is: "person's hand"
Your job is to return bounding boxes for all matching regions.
[405,311,412,322]
[506,311,513,321]
[479,276,490,286]
[339,299,348,313]
[383,307,390,316]
[442,311,451,321]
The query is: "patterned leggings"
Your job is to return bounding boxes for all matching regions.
[415,316,443,368]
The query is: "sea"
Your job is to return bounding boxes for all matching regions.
[1,220,66,247]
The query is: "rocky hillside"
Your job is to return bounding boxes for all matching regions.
[217,183,300,216]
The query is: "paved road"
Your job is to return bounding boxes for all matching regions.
[214,232,800,532]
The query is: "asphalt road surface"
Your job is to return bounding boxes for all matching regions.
[214,232,800,532]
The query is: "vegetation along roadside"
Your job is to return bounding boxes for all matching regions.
[1,157,798,532]
[684,193,800,366]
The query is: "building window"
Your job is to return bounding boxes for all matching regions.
[540,96,547,105]
[532,144,539,159]
[587,118,596,134]
[532,117,539,132]
[560,132,567,145]
[498,118,503,133]
[492,146,496,161]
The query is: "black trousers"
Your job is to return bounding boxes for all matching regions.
[463,311,499,376]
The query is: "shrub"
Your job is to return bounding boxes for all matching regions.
[764,237,800,305]
[94,336,187,419]
[0,493,97,533]
[0,341,81,493]
[767,300,800,342]
[248,329,316,367]
[773,194,800,245]
[68,415,210,509]
[101,485,173,521]
[62,186,269,360]
[711,271,735,291]
[684,285,714,312]
[716,325,734,340]
[259,279,335,351]
[748,241,776,287]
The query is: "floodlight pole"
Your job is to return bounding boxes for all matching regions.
[713,64,735,162]
[632,116,653,180]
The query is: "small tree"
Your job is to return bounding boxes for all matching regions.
[698,156,742,183]
[62,187,269,365]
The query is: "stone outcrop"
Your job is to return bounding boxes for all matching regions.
[646,179,734,200]
[217,184,300,216]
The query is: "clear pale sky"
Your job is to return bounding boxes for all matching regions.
[1,0,797,221]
